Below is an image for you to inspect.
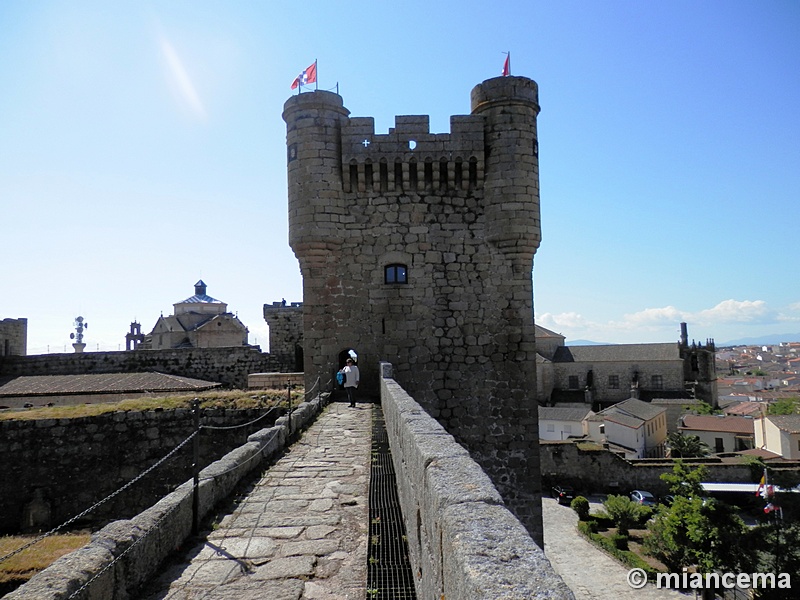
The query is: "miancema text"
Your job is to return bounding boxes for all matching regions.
[658,570,791,590]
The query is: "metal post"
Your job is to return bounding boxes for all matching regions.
[191,398,201,536]
[287,379,293,435]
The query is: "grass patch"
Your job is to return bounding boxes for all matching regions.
[0,533,90,588]
[0,389,305,421]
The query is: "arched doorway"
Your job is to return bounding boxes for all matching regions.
[337,347,358,370]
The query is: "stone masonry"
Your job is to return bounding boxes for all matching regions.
[0,317,27,356]
[284,76,545,544]
[263,301,305,372]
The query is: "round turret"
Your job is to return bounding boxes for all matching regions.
[283,91,350,264]
[470,76,541,271]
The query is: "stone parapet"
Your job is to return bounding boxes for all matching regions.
[380,363,573,599]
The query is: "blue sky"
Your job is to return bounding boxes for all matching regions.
[1,0,798,354]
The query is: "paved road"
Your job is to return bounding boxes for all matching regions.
[543,497,690,599]
[141,402,372,600]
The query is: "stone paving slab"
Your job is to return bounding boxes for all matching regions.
[141,402,372,600]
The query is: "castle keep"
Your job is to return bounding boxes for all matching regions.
[283,76,545,542]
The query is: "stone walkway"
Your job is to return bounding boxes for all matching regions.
[141,402,372,600]
[543,497,690,599]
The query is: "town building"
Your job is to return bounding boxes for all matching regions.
[586,397,667,458]
[754,414,800,460]
[538,405,593,441]
[144,281,249,350]
[678,414,755,454]
[537,322,717,409]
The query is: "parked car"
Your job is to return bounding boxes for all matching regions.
[630,490,657,506]
[552,485,576,505]
[660,494,675,506]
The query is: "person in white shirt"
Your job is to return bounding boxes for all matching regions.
[340,358,360,407]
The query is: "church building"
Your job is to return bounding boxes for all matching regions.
[144,281,249,350]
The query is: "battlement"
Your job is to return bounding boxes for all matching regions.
[342,114,485,194]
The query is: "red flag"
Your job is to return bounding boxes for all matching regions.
[502,53,510,76]
[291,61,317,90]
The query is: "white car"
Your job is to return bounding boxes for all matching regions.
[630,490,656,506]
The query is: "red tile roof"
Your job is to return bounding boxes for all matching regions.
[680,414,755,435]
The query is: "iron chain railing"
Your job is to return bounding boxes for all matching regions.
[0,400,281,566]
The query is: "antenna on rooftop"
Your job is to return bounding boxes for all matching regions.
[70,316,88,353]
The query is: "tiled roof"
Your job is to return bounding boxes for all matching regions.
[724,401,766,417]
[534,324,565,339]
[0,372,220,397]
[552,343,680,363]
[605,397,666,421]
[767,414,800,434]
[178,293,224,304]
[680,415,755,435]
[604,412,644,429]
[538,406,593,422]
[737,448,784,461]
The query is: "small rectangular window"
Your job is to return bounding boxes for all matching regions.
[568,375,579,390]
[608,375,619,389]
[384,264,408,284]
[651,375,663,390]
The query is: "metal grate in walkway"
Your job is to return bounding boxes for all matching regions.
[367,406,417,599]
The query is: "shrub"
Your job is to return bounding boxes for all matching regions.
[611,533,629,550]
[570,496,590,521]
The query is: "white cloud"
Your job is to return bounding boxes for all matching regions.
[535,298,790,344]
[160,36,207,120]
[694,299,774,324]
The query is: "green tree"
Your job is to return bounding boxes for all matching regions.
[667,432,711,458]
[603,495,649,537]
[752,520,800,600]
[645,461,757,575]
[768,397,800,415]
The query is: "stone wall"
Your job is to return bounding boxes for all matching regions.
[553,359,684,404]
[284,76,545,545]
[247,372,303,390]
[6,394,329,600]
[540,440,800,497]
[380,363,573,599]
[263,301,304,371]
[0,346,276,388]
[0,406,282,534]
[0,317,27,357]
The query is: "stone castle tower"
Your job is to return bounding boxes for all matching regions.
[284,76,545,543]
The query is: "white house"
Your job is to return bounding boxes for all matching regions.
[586,397,667,459]
[678,414,755,454]
[754,414,800,460]
[538,406,593,441]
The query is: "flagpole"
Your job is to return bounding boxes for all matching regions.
[508,51,511,76]
[315,59,318,91]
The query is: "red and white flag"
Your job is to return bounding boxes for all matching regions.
[291,61,317,90]
[502,53,510,76]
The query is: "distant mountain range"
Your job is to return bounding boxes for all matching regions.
[718,333,800,347]
[566,334,800,347]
